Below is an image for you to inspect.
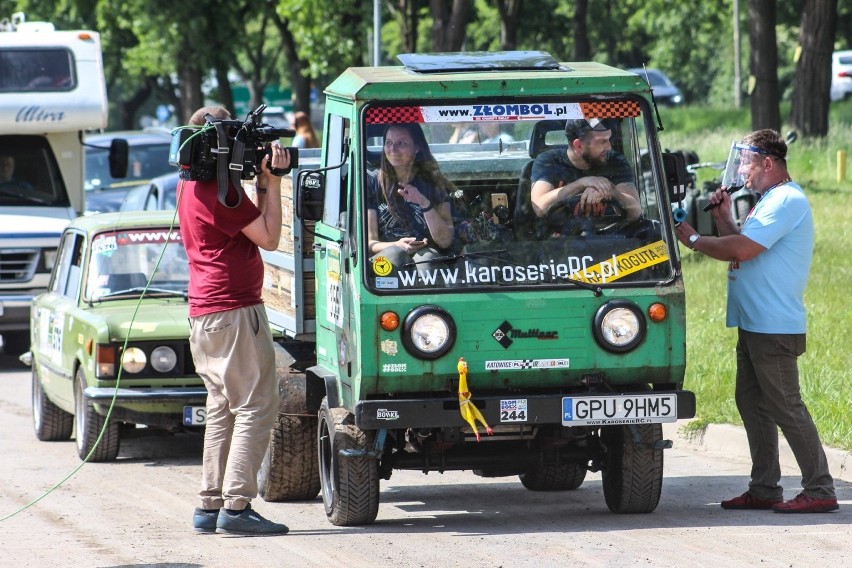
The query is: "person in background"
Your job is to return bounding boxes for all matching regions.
[291,111,319,149]
[0,154,32,190]
[179,105,295,535]
[675,129,838,514]
[367,123,454,269]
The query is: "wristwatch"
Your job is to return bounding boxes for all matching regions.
[688,234,701,249]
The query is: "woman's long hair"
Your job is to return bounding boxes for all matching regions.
[293,112,320,148]
[378,123,455,226]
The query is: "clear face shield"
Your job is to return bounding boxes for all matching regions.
[721,142,780,189]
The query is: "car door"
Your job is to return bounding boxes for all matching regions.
[32,228,85,407]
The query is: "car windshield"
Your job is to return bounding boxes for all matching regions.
[85,226,189,300]
[362,98,674,293]
[85,140,173,191]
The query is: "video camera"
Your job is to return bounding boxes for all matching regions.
[169,104,298,183]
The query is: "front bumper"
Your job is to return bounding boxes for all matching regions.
[84,386,207,404]
[355,390,696,430]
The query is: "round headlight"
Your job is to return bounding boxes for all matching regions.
[150,346,178,373]
[402,306,456,359]
[593,300,646,353]
[121,347,147,373]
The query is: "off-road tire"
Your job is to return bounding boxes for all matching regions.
[318,399,379,526]
[601,423,663,513]
[258,413,320,501]
[32,366,73,441]
[519,462,587,491]
[74,367,120,462]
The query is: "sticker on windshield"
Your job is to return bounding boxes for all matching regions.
[365,101,641,124]
[372,256,393,276]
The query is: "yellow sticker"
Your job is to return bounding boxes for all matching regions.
[572,240,670,284]
[372,255,393,276]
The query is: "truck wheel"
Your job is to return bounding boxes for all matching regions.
[32,366,73,441]
[74,367,120,462]
[519,462,587,491]
[318,399,379,526]
[258,413,320,501]
[601,424,663,513]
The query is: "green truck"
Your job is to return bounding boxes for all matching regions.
[257,51,695,525]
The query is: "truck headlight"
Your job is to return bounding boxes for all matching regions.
[402,305,456,359]
[121,347,147,373]
[150,346,178,373]
[593,300,646,353]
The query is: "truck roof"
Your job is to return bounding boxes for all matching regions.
[325,51,649,102]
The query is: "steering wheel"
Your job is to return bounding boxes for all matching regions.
[545,194,629,236]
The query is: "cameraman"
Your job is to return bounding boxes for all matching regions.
[178,106,294,535]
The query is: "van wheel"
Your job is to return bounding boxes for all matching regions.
[601,424,663,513]
[32,366,73,441]
[519,462,587,491]
[74,367,120,462]
[259,413,320,501]
[318,399,379,526]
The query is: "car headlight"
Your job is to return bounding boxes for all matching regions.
[121,347,147,373]
[402,306,456,359]
[150,346,178,373]
[593,300,646,353]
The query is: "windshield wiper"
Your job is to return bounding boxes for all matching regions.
[403,248,508,267]
[92,286,188,303]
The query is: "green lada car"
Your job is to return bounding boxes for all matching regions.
[26,211,206,462]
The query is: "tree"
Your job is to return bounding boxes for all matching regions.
[430,0,472,51]
[790,0,838,137]
[748,0,782,131]
[495,0,522,50]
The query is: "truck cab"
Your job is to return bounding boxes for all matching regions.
[0,13,115,352]
[260,51,694,525]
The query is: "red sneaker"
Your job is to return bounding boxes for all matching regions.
[772,493,839,514]
[721,491,783,510]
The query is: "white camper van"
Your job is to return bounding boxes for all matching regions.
[0,13,114,352]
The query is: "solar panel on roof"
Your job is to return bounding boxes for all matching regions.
[397,51,565,74]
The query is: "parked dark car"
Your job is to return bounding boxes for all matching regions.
[84,129,174,214]
[120,171,180,212]
[627,68,684,106]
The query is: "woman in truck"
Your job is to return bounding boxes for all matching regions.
[366,123,455,269]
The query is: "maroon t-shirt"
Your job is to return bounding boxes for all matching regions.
[177,177,263,317]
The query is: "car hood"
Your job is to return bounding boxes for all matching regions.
[93,299,190,341]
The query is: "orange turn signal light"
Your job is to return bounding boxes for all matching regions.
[380,311,400,331]
[648,303,667,322]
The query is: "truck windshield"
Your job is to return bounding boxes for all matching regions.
[362,99,673,293]
[0,135,70,206]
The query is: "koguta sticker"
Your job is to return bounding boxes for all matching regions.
[572,240,669,284]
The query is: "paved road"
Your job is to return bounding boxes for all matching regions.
[1,352,848,568]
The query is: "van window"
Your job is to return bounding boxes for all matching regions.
[0,48,75,92]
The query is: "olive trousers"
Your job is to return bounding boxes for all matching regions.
[190,304,278,511]
[735,329,835,500]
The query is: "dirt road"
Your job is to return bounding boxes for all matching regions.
[1,353,848,568]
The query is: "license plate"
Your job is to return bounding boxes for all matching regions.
[561,394,677,426]
[183,406,206,426]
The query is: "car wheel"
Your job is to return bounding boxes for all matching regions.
[318,398,379,526]
[601,423,663,513]
[519,462,587,491]
[32,366,73,441]
[258,413,320,501]
[74,367,120,462]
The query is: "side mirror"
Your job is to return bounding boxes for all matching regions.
[297,170,325,221]
[108,138,129,179]
[661,151,688,203]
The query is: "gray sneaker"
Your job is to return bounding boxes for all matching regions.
[215,504,289,536]
[192,508,218,533]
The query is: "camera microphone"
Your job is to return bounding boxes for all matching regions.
[702,185,744,211]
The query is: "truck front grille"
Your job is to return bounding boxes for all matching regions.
[0,249,39,283]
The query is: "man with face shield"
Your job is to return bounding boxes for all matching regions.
[530,118,641,224]
[674,129,838,514]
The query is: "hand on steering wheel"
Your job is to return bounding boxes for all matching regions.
[545,194,628,236]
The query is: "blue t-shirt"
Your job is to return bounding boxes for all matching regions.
[367,175,443,242]
[726,182,813,334]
